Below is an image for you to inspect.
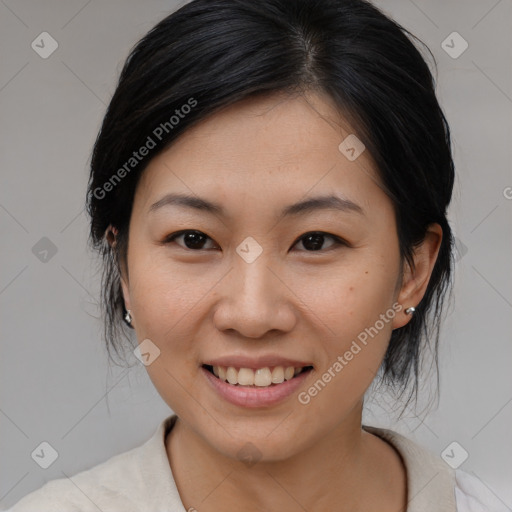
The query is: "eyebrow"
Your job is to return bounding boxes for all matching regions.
[148,192,365,218]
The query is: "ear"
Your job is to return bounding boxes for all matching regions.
[105,224,132,311]
[392,223,443,329]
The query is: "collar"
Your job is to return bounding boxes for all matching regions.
[141,415,456,511]
[362,424,457,511]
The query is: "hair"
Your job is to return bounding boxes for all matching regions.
[86,0,455,413]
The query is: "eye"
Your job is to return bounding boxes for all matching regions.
[164,230,218,250]
[292,231,346,252]
[163,229,346,253]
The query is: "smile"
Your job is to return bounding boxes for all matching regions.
[203,364,313,388]
[201,362,314,408]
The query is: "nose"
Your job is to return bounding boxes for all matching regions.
[212,253,297,339]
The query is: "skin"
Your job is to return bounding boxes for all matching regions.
[112,91,442,511]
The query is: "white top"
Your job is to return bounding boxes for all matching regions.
[8,415,508,511]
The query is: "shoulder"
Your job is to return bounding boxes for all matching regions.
[8,446,147,512]
[363,425,509,512]
[454,469,511,512]
[8,415,182,512]
[363,424,458,510]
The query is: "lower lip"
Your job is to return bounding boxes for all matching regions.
[201,367,312,408]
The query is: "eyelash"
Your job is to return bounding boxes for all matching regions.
[163,230,347,253]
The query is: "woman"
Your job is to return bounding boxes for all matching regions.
[10,0,506,510]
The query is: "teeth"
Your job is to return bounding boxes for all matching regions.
[226,367,238,385]
[211,365,307,387]
[254,368,272,387]
[238,368,254,386]
[271,366,284,384]
[284,366,295,381]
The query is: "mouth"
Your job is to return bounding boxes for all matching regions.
[202,364,314,388]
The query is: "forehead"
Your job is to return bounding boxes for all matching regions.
[136,92,385,215]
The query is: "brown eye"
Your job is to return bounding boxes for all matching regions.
[165,230,218,250]
[292,232,345,252]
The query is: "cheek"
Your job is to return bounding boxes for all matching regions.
[299,255,399,386]
[297,260,397,335]
[128,248,208,325]
[126,251,211,377]
[297,274,398,420]
[127,255,203,409]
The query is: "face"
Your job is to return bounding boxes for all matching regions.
[119,92,433,462]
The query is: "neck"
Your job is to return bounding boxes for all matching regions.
[165,404,407,512]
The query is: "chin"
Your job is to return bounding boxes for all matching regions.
[196,413,314,464]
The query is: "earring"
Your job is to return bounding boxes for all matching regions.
[405,306,416,315]
[124,309,133,326]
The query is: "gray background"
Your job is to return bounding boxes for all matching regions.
[1,0,511,508]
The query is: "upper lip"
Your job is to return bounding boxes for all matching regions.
[203,355,313,370]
